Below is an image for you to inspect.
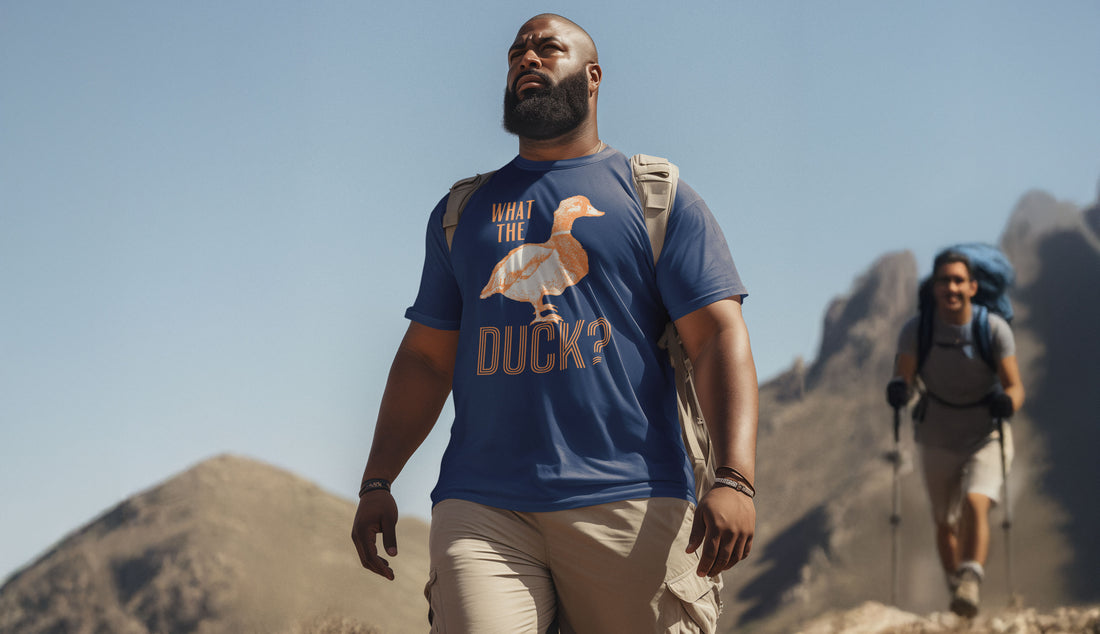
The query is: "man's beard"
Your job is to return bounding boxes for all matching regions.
[503,67,590,140]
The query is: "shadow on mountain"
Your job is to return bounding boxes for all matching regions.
[736,504,830,624]
[1018,226,1100,601]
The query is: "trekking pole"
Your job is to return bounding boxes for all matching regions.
[889,405,902,605]
[995,416,1019,606]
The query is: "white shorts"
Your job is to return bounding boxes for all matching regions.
[920,425,1013,526]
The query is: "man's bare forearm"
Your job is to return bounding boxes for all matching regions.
[998,355,1025,414]
[690,315,758,484]
[675,298,758,483]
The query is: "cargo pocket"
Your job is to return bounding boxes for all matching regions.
[423,569,441,631]
[661,566,721,633]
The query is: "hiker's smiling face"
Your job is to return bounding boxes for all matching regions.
[503,15,600,140]
[932,261,979,320]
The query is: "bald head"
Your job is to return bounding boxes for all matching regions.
[516,14,598,64]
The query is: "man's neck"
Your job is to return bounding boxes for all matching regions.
[936,304,973,326]
[517,121,602,162]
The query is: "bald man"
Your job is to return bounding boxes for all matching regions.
[352,14,758,632]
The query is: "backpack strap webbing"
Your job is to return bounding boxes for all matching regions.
[971,304,996,372]
[631,154,713,499]
[444,171,496,250]
[662,320,714,498]
[630,154,679,264]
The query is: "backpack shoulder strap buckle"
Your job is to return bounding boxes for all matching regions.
[630,154,679,264]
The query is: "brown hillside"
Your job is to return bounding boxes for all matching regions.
[0,454,431,634]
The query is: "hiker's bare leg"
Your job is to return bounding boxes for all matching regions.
[922,445,964,576]
[959,492,992,566]
[935,521,960,575]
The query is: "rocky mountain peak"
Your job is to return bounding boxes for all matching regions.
[1000,190,1088,286]
[806,250,917,390]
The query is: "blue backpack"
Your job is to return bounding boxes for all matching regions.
[917,242,1015,375]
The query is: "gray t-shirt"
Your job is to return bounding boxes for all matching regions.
[898,312,1015,451]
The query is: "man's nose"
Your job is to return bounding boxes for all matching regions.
[519,49,542,70]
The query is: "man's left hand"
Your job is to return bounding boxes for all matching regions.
[990,389,1014,419]
[686,485,756,577]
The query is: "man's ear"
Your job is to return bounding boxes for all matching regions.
[587,63,602,95]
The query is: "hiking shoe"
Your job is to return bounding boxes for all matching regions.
[945,570,961,594]
[950,569,981,617]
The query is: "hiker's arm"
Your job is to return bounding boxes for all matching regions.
[674,296,758,577]
[894,352,917,386]
[887,352,919,407]
[351,322,458,581]
[997,355,1025,412]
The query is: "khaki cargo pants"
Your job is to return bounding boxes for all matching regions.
[425,497,721,633]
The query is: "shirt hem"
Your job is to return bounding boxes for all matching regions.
[666,288,748,322]
[431,484,693,513]
[404,308,460,331]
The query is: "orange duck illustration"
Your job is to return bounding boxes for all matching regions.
[480,195,605,324]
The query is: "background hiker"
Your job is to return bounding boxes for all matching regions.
[350,13,758,633]
[887,245,1024,617]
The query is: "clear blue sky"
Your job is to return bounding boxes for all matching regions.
[2,1,1098,581]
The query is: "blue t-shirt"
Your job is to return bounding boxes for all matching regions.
[406,147,746,511]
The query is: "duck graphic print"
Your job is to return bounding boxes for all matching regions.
[480,195,604,324]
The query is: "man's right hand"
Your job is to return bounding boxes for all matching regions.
[687,485,755,577]
[886,377,910,409]
[351,490,400,580]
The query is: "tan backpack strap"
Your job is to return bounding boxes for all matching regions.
[443,171,496,250]
[660,321,715,497]
[630,154,679,264]
[639,155,711,498]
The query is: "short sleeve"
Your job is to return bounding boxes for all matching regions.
[989,313,1016,361]
[655,181,746,321]
[404,197,463,330]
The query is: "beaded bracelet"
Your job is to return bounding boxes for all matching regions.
[359,478,391,497]
[713,477,755,499]
[715,467,756,496]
